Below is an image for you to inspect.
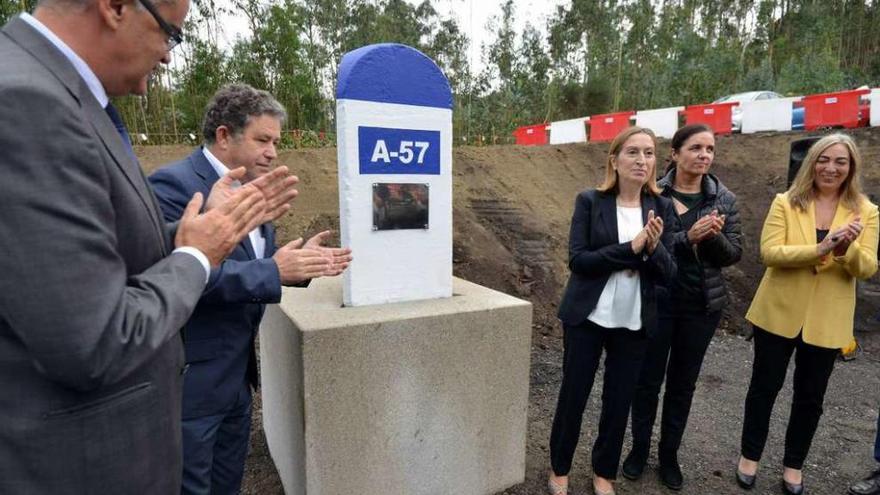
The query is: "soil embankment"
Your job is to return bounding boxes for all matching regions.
[139,127,880,494]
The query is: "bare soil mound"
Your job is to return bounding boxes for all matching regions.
[138,127,880,494]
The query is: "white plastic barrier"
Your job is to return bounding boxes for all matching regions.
[871,89,880,127]
[634,107,683,139]
[740,98,795,134]
[549,118,588,144]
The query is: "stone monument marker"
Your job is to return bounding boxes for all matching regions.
[335,43,453,306]
[259,44,533,495]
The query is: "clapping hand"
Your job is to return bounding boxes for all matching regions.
[644,210,664,254]
[206,166,299,225]
[632,210,664,255]
[272,231,353,285]
[687,209,725,244]
[249,167,300,224]
[272,239,331,285]
[817,216,863,257]
[303,230,353,276]
[176,187,266,267]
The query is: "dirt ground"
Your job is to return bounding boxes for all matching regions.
[138,127,880,495]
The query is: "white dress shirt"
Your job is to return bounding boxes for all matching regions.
[20,13,211,281]
[202,147,266,259]
[588,205,643,331]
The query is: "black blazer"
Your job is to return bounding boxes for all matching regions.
[557,189,678,337]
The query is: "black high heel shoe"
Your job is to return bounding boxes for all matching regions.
[735,468,756,490]
[782,478,804,495]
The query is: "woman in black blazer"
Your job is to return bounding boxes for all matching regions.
[548,126,678,495]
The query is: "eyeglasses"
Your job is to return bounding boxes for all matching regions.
[139,0,184,51]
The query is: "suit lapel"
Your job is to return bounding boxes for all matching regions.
[796,201,817,244]
[191,148,220,197]
[3,17,81,103]
[597,191,618,244]
[192,149,257,260]
[241,232,257,260]
[640,193,655,226]
[830,201,855,231]
[263,224,277,257]
[86,100,168,249]
[4,16,167,252]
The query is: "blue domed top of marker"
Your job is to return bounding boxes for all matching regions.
[337,43,453,110]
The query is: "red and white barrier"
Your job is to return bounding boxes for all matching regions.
[740,98,796,134]
[517,87,875,147]
[549,118,588,144]
[802,89,869,130]
[635,107,684,139]
[682,102,738,135]
[589,111,635,142]
[871,89,880,127]
[512,124,549,146]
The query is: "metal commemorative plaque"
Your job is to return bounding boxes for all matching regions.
[372,183,429,231]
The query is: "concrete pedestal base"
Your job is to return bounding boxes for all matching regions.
[259,277,532,495]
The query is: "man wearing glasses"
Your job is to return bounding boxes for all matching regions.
[0,1,297,493]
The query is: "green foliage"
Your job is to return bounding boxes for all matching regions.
[7,0,875,147]
[0,0,36,26]
[741,60,776,92]
[777,50,846,95]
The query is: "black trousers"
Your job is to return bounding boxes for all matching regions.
[740,326,838,469]
[630,308,722,464]
[549,320,648,479]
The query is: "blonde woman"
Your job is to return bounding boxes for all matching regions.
[736,134,879,495]
[549,127,678,495]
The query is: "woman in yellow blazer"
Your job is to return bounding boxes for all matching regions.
[735,134,879,495]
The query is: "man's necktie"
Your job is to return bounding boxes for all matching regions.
[104,102,135,160]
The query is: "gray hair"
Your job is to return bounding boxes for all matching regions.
[202,84,287,144]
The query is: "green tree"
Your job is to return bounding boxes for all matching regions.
[0,0,36,26]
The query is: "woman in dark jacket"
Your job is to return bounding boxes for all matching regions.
[548,126,678,495]
[622,123,742,490]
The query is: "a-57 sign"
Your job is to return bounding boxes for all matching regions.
[358,126,441,175]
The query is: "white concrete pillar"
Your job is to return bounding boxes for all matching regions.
[335,44,453,306]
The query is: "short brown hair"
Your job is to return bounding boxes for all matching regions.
[202,84,287,144]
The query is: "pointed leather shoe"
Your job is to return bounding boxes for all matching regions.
[850,468,880,495]
[782,479,804,495]
[736,468,756,490]
[547,475,567,495]
[622,449,648,481]
[659,461,684,491]
[593,481,615,495]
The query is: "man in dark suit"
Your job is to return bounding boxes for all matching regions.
[0,2,297,493]
[149,84,352,495]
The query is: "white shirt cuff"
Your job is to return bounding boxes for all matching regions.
[173,247,211,283]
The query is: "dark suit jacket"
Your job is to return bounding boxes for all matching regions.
[0,16,205,493]
[557,189,678,337]
[149,149,283,419]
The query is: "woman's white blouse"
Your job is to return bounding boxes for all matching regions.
[588,205,643,331]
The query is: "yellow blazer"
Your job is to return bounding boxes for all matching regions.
[746,192,879,349]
